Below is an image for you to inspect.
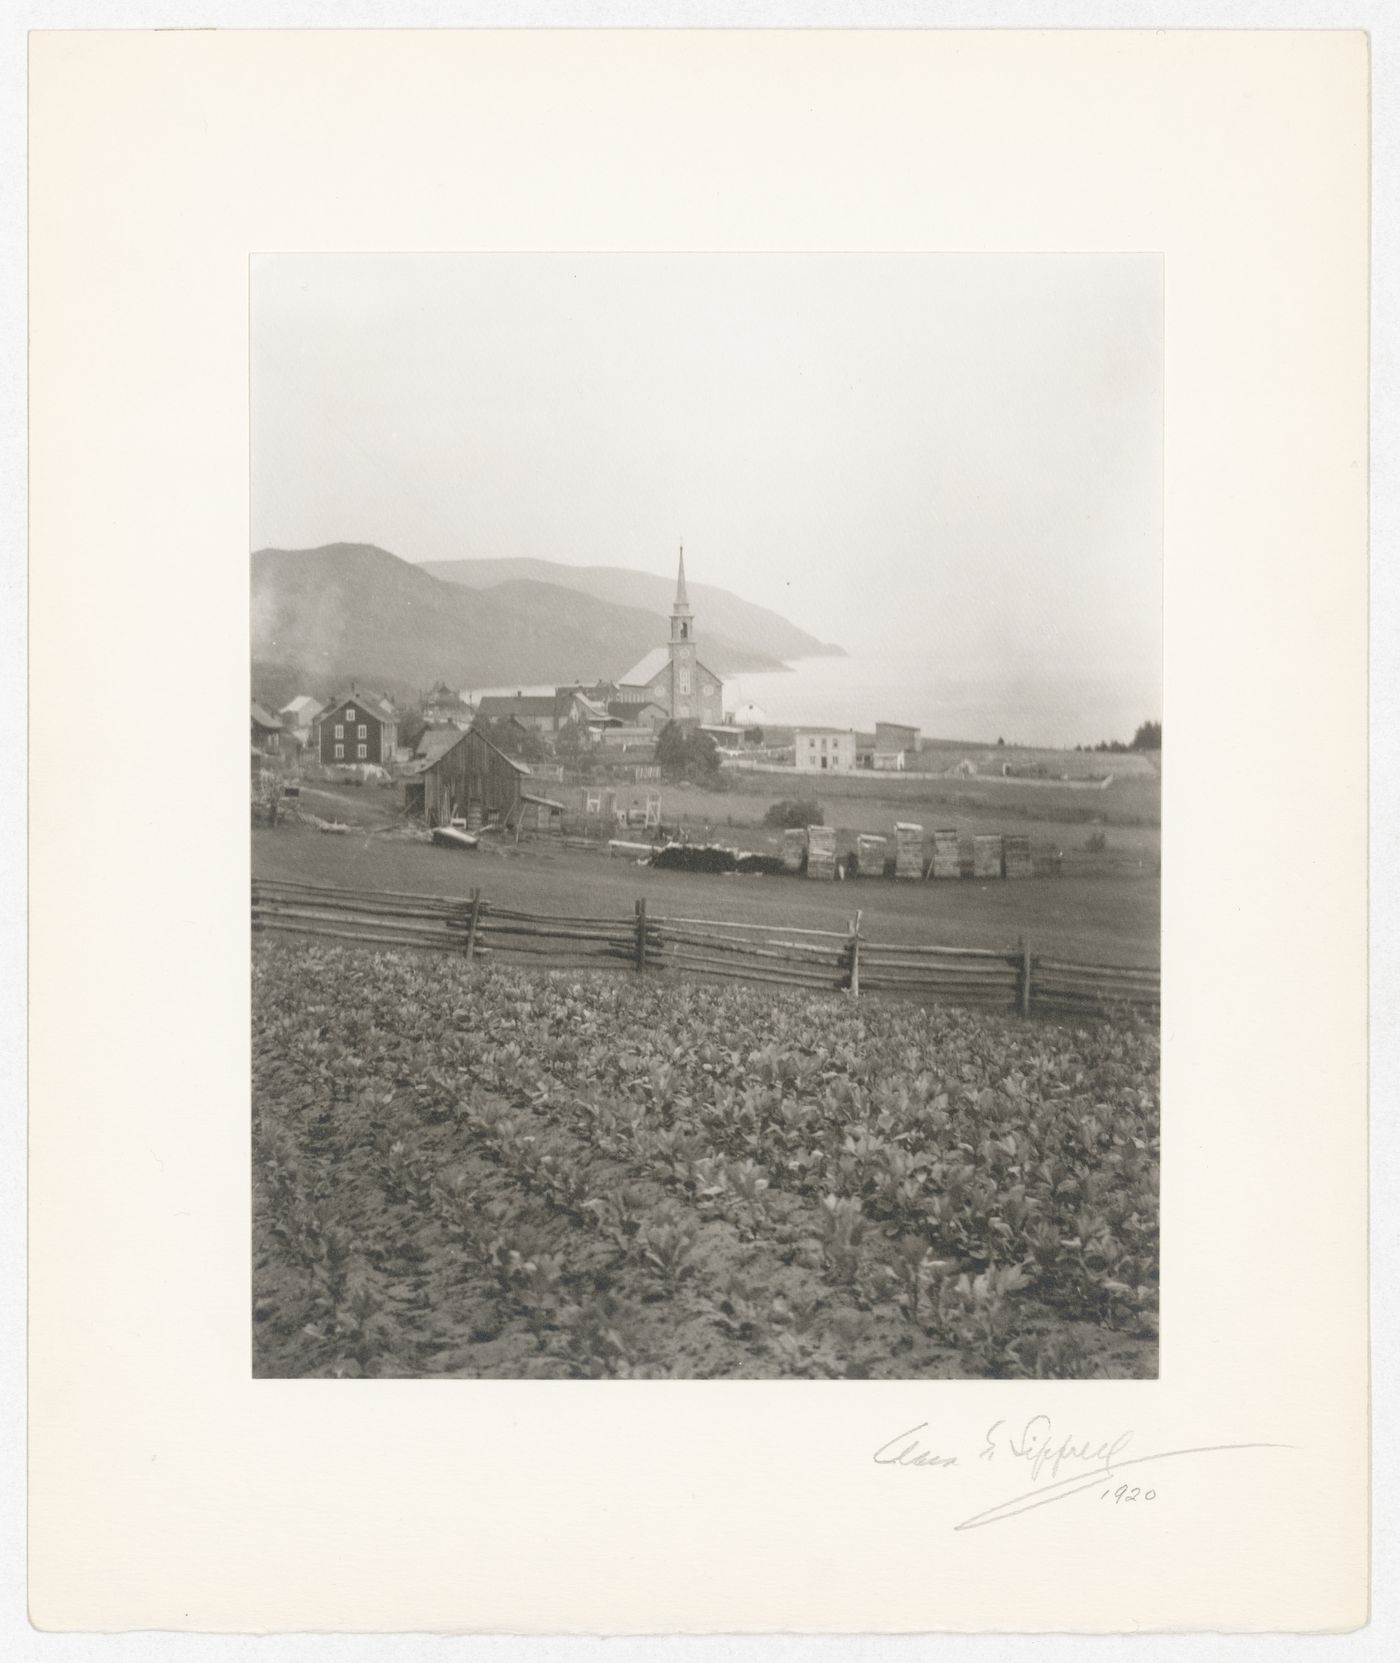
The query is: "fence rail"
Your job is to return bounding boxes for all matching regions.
[252,877,1158,1018]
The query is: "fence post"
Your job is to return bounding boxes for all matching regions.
[635,897,648,974]
[848,910,862,998]
[1019,936,1032,1016]
[465,887,482,964]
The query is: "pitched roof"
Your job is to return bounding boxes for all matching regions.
[250,701,282,731]
[323,688,397,722]
[279,694,323,719]
[414,726,466,765]
[463,684,555,702]
[476,694,556,718]
[619,647,671,687]
[404,725,529,777]
[607,699,661,720]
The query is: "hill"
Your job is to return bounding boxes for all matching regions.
[419,556,843,666]
[250,543,814,706]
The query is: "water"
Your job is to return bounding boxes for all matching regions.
[725,652,1158,752]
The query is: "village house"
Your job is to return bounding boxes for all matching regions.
[251,701,282,757]
[617,547,723,725]
[316,687,399,768]
[277,694,324,750]
[554,687,622,742]
[876,720,920,753]
[731,699,770,730]
[423,681,474,727]
[795,727,857,773]
[471,690,558,736]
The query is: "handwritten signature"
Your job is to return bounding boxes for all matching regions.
[872,1417,1290,1530]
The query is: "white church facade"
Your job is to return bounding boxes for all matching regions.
[617,547,723,725]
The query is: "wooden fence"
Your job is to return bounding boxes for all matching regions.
[252,877,1159,1019]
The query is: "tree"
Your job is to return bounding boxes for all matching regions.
[763,798,823,830]
[1131,719,1162,751]
[656,721,721,782]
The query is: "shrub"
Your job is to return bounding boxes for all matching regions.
[763,798,823,830]
[1085,831,1108,853]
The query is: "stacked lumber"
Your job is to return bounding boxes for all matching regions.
[972,833,1004,879]
[894,822,924,881]
[1003,834,1033,880]
[856,834,887,876]
[806,825,837,881]
[781,827,807,873]
[929,828,960,880]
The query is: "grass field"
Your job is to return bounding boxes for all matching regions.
[253,939,1159,1379]
[254,819,1160,967]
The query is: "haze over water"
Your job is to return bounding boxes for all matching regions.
[728,651,1155,752]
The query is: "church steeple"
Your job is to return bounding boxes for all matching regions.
[670,543,692,642]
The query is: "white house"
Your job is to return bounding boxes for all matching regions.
[795,727,856,773]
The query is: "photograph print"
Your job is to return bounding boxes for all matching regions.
[250,253,1162,1380]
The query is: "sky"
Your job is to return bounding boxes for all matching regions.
[252,253,1162,725]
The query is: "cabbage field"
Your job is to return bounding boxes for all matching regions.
[252,939,1159,1378]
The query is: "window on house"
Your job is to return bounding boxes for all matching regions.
[334,744,344,759]
[358,744,367,759]
[358,725,367,739]
[346,708,356,721]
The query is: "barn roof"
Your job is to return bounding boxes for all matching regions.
[404,724,530,778]
[413,726,466,765]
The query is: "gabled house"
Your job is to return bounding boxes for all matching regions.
[251,701,282,757]
[555,687,622,741]
[317,687,398,768]
[423,681,474,727]
[473,692,558,735]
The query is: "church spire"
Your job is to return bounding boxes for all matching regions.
[674,543,690,612]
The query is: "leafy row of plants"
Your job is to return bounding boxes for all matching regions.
[253,939,1158,1378]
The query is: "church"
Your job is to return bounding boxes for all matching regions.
[616,547,724,725]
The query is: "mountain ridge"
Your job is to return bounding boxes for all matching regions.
[419,555,845,665]
[251,543,836,711]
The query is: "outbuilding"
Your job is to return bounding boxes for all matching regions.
[402,725,530,830]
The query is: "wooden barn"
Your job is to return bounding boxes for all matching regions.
[402,726,528,830]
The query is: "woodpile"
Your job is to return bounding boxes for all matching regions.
[856,833,887,876]
[894,822,924,881]
[781,827,807,873]
[929,828,960,880]
[806,825,837,880]
[1003,834,1033,879]
[972,833,1004,879]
